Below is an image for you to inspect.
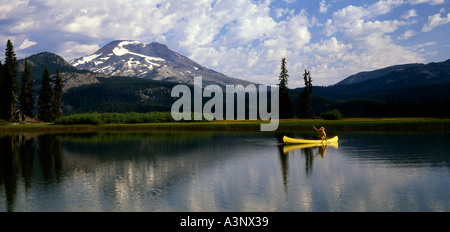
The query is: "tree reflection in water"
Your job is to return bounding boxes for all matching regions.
[2,131,448,212]
[277,131,339,194]
[281,144,327,174]
[0,134,62,211]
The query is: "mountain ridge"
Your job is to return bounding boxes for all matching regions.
[334,59,450,87]
[334,63,421,86]
[321,58,450,100]
[70,40,255,87]
[17,52,106,92]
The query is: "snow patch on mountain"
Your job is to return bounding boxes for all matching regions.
[72,53,102,66]
[112,40,140,56]
[112,41,165,63]
[70,40,255,86]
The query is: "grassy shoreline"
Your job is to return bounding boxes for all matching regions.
[1,117,450,133]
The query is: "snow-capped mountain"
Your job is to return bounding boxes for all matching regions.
[70,40,253,86]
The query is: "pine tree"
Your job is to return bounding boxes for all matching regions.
[278,57,289,91]
[0,60,4,120]
[299,69,314,118]
[1,40,19,121]
[278,57,295,119]
[20,60,35,119]
[38,66,53,122]
[52,69,63,119]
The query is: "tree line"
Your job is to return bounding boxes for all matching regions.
[0,40,63,123]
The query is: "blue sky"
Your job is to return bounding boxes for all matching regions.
[0,0,449,86]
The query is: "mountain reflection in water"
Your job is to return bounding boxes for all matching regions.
[1,131,449,212]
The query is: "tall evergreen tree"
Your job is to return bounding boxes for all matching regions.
[278,57,289,91]
[1,40,19,121]
[278,57,295,119]
[38,66,53,122]
[20,60,35,119]
[52,69,63,119]
[299,69,314,118]
[0,60,4,120]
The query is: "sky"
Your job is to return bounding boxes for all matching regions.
[0,0,449,86]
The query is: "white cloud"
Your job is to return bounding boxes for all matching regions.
[64,15,106,38]
[0,0,447,86]
[397,29,417,40]
[225,11,277,45]
[310,37,352,55]
[357,35,424,67]
[414,41,437,48]
[18,39,37,50]
[316,0,428,85]
[410,0,444,5]
[329,0,402,24]
[370,0,404,15]
[422,13,450,32]
[324,1,403,37]
[325,2,410,39]
[401,9,417,19]
[319,0,330,13]
[168,1,313,85]
[60,42,101,61]
[275,8,289,18]
[1,0,184,56]
[0,0,29,20]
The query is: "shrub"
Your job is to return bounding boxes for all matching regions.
[54,112,176,125]
[55,113,102,125]
[321,109,343,120]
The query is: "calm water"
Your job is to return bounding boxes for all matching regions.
[0,130,449,212]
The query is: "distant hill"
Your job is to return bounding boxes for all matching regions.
[320,59,450,100]
[334,63,420,86]
[18,52,106,91]
[63,76,178,113]
[290,58,450,117]
[18,52,85,79]
[70,40,255,87]
[336,59,450,86]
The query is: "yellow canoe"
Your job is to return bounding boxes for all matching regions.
[283,135,338,144]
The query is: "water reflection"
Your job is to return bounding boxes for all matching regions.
[1,131,449,212]
[1,131,262,211]
[283,143,338,157]
[0,134,63,211]
[280,135,338,178]
[275,132,339,197]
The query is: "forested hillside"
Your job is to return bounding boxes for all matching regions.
[63,76,179,113]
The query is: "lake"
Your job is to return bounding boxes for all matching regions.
[0,130,449,212]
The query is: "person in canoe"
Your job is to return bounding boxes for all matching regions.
[313,126,327,142]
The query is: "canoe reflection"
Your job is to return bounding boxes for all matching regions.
[283,143,339,158]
